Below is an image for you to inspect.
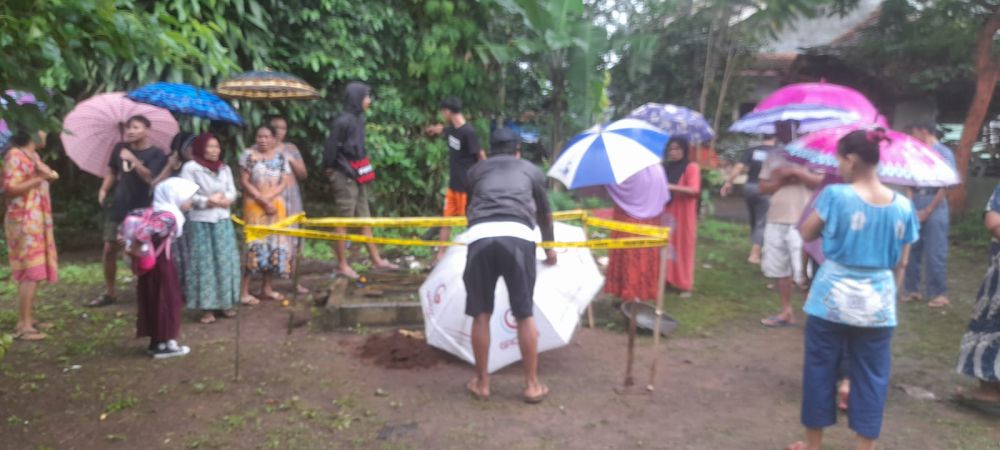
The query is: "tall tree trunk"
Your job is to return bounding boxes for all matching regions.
[550,67,567,163]
[711,45,738,148]
[951,6,1000,214]
[698,11,720,113]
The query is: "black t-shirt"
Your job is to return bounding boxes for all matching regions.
[740,145,776,184]
[446,123,482,192]
[106,144,169,222]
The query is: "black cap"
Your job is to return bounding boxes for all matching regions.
[490,127,519,147]
[440,97,462,113]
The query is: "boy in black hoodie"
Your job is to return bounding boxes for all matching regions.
[323,82,399,278]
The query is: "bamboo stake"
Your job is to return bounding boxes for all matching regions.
[647,243,670,391]
[623,302,637,388]
[581,220,595,328]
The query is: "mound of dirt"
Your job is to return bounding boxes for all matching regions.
[359,330,444,369]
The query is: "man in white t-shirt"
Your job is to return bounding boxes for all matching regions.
[758,126,823,327]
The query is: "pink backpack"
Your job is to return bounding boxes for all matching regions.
[120,208,176,276]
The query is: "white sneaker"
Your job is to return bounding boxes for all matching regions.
[152,340,191,359]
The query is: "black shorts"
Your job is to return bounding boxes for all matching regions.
[463,237,537,319]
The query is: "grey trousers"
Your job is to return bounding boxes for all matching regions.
[744,182,770,246]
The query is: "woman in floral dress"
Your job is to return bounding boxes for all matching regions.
[4,131,59,341]
[239,125,292,303]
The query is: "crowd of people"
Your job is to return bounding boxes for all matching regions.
[4,82,1000,429]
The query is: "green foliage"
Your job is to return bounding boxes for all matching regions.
[836,0,996,94]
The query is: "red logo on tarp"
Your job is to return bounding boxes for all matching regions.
[433,284,445,304]
[500,309,518,334]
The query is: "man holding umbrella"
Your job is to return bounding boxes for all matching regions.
[89,115,171,307]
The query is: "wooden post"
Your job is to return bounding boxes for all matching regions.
[647,243,670,391]
[581,220,595,328]
[624,303,637,388]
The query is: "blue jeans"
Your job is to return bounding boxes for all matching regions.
[905,192,949,298]
[802,316,894,439]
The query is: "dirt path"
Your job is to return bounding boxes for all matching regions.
[2,295,998,450]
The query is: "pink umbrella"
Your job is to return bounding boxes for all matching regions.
[730,82,880,134]
[756,82,879,122]
[785,125,959,187]
[61,92,178,177]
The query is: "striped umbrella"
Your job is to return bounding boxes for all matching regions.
[547,118,670,189]
[216,69,319,101]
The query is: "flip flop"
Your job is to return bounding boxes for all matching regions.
[761,316,794,328]
[928,297,951,308]
[954,394,1000,416]
[240,295,260,306]
[84,294,116,308]
[261,291,285,302]
[466,379,490,401]
[13,329,47,341]
[524,384,550,404]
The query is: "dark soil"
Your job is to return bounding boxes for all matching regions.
[358,331,448,369]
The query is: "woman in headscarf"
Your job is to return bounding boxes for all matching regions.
[663,137,701,297]
[603,165,670,301]
[239,125,293,304]
[4,130,58,341]
[133,177,199,359]
[179,133,241,324]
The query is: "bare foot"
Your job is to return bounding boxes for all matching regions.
[373,259,400,270]
[13,327,47,341]
[467,377,490,401]
[240,295,260,306]
[199,312,216,324]
[260,290,284,301]
[337,266,360,280]
[524,382,550,404]
[296,284,310,295]
[221,309,237,318]
[901,292,923,303]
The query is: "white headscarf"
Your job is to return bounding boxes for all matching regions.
[152,177,200,238]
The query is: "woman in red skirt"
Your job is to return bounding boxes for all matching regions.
[603,164,670,301]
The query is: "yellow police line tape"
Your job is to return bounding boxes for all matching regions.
[232,210,670,250]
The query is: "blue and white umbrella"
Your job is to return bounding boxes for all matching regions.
[627,103,714,143]
[547,118,670,189]
[728,104,860,134]
[127,82,244,126]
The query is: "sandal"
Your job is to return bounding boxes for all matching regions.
[240,295,260,306]
[761,315,794,328]
[84,294,116,308]
[199,313,216,324]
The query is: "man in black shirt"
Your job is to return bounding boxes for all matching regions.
[425,97,484,262]
[721,135,777,264]
[88,115,171,307]
[462,128,555,403]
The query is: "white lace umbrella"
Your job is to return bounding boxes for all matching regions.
[419,222,604,373]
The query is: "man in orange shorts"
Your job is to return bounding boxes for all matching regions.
[425,97,485,262]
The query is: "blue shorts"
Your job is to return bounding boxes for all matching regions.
[802,316,893,439]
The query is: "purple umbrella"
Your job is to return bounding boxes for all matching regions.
[0,90,45,149]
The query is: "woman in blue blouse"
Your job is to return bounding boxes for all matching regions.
[787,129,920,450]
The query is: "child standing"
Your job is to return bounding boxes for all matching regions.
[131,177,199,359]
[788,129,919,450]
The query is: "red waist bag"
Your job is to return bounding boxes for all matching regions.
[350,157,376,184]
